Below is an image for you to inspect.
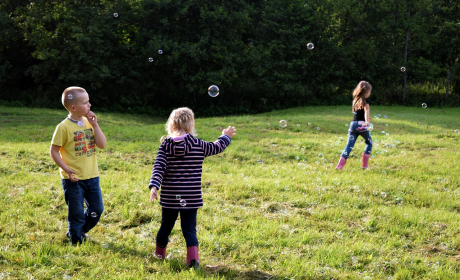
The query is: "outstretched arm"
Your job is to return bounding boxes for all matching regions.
[201,126,236,157]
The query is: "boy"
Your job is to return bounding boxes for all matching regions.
[50,86,107,245]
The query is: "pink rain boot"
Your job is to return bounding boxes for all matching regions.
[362,153,370,169]
[335,156,347,170]
[186,246,199,269]
[154,245,167,260]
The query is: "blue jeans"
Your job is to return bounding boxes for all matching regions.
[156,208,198,248]
[341,121,373,158]
[61,177,104,244]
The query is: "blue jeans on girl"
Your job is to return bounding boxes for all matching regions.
[341,121,373,158]
[156,208,198,248]
[61,177,104,244]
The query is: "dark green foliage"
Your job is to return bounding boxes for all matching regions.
[0,0,459,115]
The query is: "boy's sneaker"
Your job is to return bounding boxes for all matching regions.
[66,232,88,245]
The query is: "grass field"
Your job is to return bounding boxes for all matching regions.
[1,105,460,280]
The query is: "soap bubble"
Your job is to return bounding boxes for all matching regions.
[208,85,219,97]
[257,159,262,164]
[103,243,109,248]
[306,43,314,50]
[180,199,187,206]
[401,67,406,72]
[345,124,348,126]
[317,127,320,130]
[349,135,355,141]
[384,115,388,118]
[91,212,97,218]
[385,124,388,126]
[354,112,357,115]
[378,114,381,117]
[279,120,287,128]
[381,131,386,134]
[368,123,373,131]
[318,153,323,158]
[148,57,153,62]
[297,124,300,127]
[421,103,427,108]
[381,192,387,198]
[158,50,163,54]
[113,13,119,18]
[396,197,403,204]
[67,94,73,100]
[308,123,312,126]
[176,195,181,199]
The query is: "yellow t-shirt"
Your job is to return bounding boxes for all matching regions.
[51,117,99,180]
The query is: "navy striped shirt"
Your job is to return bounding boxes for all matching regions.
[149,134,231,209]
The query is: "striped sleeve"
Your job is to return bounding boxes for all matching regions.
[200,135,231,157]
[149,143,168,190]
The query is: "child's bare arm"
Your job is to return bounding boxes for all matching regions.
[87,111,107,149]
[364,104,370,126]
[50,144,78,182]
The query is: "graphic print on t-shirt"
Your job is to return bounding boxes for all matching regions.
[73,129,96,157]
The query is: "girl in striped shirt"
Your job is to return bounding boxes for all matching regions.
[149,107,236,269]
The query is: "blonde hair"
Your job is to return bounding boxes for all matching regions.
[62,86,86,110]
[352,81,372,112]
[161,107,196,142]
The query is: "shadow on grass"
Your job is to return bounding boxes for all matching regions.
[203,264,276,279]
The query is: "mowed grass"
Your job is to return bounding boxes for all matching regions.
[0,105,460,280]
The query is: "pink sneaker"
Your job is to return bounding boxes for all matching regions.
[335,156,347,170]
[362,153,370,169]
[186,246,199,269]
[154,245,167,260]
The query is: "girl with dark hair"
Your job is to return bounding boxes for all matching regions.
[336,81,373,170]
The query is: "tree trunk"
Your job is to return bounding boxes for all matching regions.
[445,69,450,100]
[402,6,410,104]
[402,28,409,103]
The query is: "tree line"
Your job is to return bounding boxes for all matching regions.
[0,0,459,116]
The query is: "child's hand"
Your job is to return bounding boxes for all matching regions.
[223,126,236,138]
[65,168,78,182]
[86,111,97,125]
[150,188,158,202]
[364,122,370,127]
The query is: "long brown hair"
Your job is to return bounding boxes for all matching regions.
[352,81,372,112]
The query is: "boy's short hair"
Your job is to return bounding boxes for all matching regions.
[62,86,87,110]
